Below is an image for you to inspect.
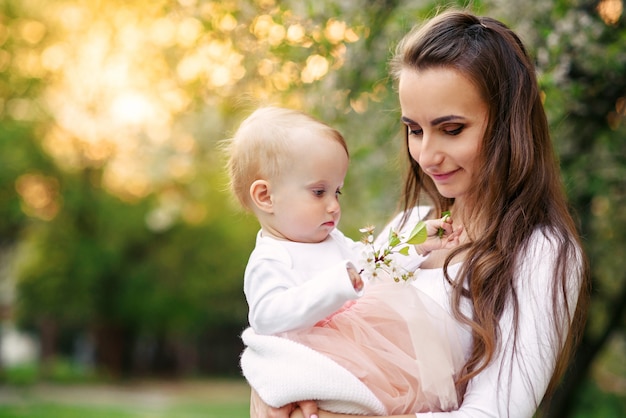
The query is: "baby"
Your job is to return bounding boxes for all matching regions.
[226,106,463,415]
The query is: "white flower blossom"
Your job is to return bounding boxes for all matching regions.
[358,224,425,283]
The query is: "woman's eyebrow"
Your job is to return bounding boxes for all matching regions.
[401,115,465,126]
[430,115,464,125]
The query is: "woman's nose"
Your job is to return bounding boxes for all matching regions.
[417,134,444,168]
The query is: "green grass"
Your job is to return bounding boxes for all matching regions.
[0,403,141,418]
[0,379,250,418]
[0,403,250,418]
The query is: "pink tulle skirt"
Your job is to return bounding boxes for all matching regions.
[280,280,465,415]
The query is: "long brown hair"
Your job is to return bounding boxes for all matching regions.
[390,10,590,405]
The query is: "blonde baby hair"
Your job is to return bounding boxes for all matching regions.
[226,106,348,210]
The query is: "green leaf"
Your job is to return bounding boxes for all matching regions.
[437,211,452,238]
[398,246,410,256]
[388,229,401,247]
[405,222,428,244]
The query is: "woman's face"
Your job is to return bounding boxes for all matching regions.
[398,67,488,203]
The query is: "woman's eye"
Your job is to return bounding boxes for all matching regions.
[444,125,464,135]
[407,126,423,136]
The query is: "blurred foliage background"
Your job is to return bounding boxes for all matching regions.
[0,0,624,416]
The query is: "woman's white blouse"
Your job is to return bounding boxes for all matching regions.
[377,207,582,418]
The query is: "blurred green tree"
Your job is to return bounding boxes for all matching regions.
[526,0,626,416]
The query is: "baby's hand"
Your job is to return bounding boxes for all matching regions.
[414,215,462,256]
[347,265,364,291]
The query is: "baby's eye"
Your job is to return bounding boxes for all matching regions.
[312,189,325,197]
[335,188,342,196]
[444,124,464,136]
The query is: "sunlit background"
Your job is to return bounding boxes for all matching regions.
[12,0,363,202]
[0,0,625,416]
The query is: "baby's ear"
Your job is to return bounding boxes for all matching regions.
[249,180,273,213]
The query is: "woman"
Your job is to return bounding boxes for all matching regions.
[250,9,590,418]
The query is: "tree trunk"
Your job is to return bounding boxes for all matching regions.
[94,322,132,378]
[38,316,58,376]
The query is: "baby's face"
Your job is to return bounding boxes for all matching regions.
[266,132,348,243]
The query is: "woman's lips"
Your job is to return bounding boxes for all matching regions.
[430,168,460,182]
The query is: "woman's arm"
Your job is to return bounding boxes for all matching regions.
[250,389,414,418]
[296,412,414,418]
[250,389,320,418]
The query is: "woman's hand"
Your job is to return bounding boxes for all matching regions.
[250,389,319,418]
[250,389,293,418]
[414,215,463,256]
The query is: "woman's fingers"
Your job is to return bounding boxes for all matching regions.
[250,389,294,418]
[296,400,319,418]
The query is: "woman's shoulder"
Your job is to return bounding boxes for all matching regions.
[522,226,582,263]
[517,226,584,294]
